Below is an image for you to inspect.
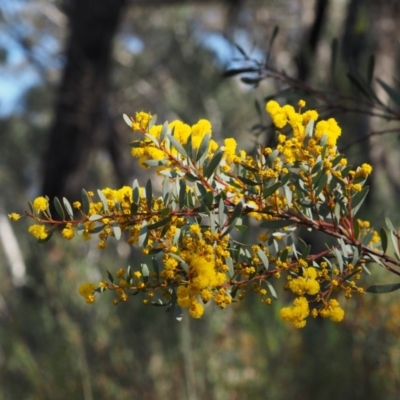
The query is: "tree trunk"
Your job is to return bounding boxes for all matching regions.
[42,0,126,201]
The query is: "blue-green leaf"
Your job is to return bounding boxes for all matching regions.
[366,283,400,294]
[97,189,108,212]
[204,150,223,179]
[53,197,65,220]
[63,197,74,220]
[257,249,269,270]
[113,222,122,240]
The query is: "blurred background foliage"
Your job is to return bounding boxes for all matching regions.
[1,0,400,399]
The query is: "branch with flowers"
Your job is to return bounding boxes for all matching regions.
[9,100,400,328]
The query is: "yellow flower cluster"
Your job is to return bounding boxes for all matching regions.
[12,99,380,328]
[32,196,49,213]
[173,229,231,318]
[280,296,310,328]
[266,100,342,170]
[131,111,152,131]
[129,112,242,172]
[28,224,48,240]
[288,267,320,296]
[78,282,96,304]
[319,299,345,322]
[8,212,21,221]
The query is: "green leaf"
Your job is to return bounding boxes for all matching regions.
[173,228,181,245]
[145,179,152,210]
[89,214,103,221]
[380,228,388,254]
[196,132,210,162]
[144,133,159,147]
[107,270,114,283]
[240,76,260,86]
[203,192,214,209]
[366,283,400,294]
[389,229,400,260]
[222,203,243,236]
[139,220,148,247]
[225,256,234,278]
[159,121,169,142]
[204,150,223,179]
[334,248,344,273]
[63,197,74,220]
[81,189,90,215]
[300,245,311,260]
[266,281,277,300]
[351,186,369,216]
[279,248,289,262]
[195,182,208,200]
[267,149,279,163]
[385,217,396,232]
[237,175,258,186]
[314,171,328,198]
[230,201,243,222]
[168,134,188,158]
[347,72,375,101]
[218,198,226,229]
[267,25,279,62]
[143,159,169,167]
[53,197,65,220]
[90,224,105,234]
[257,249,269,270]
[184,173,199,182]
[152,257,160,281]
[148,114,157,130]
[97,189,109,212]
[163,177,170,204]
[263,181,281,199]
[179,180,186,210]
[304,120,315,136]
[184,134,193,160]
[122,114,133,128]
[235,225,248,232]
[113,222,122,240]
[76,224,85,236]
[132,179,140,205]
[223,67,255,78]
[148,216,171,230]
[376,78,400,107]
[141,263,150,283]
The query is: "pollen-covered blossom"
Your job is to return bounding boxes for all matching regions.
[78,282,96,304]
[288,276,320,296]
[189,298,204,318]
[189,223,202,237]
[28,224,48,240]
[131,111,152,131]
[280,296,310,328]
[223,138,237,164]
[32,196,49,213]
[130,116,219,170]
[298,99,306,108]
[314,118,341,147]
[319,299,345,322]
[62,223,75,240]
[8,213,21,221]
[355,163,373,178]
